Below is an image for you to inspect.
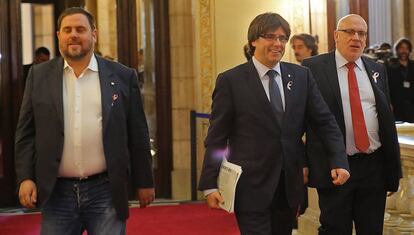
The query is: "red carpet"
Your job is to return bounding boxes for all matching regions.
[0,203,240,235]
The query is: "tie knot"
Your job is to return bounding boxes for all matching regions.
[267,70,278,79]
[346,62,356,70]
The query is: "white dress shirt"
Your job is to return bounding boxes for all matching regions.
[335,50,381,155]
[58,55,107,177]
[252,56,285,110]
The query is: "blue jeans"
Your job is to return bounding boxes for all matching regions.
[41,175,126,235]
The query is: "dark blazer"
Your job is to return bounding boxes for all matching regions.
[198,60,349,212]
[15,55,154,220]
[302,52,402,191]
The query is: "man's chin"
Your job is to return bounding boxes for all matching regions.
[64,52,87,61]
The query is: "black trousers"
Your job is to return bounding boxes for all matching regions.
[317,150,387,235]
[235,174,296,235]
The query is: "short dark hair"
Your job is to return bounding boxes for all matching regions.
[57,7,96,31]
[290,33,318,56]
[247,12,291,55]
[34,47,50,56]
[394,37,412,53]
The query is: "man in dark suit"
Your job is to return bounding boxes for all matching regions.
[302,14,402,235]
[198,12,350,235]
[15,7,154,235]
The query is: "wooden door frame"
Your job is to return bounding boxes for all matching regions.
[117,0,172,198]
[0,0,22,207]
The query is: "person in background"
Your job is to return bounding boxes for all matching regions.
[23,46,50,84]
[15,7,154,235]
[290,33,318,64]
[387,37,414,122]
[137,48,145,89]
[302,14,401,235]
[243,43,252,61]
[198,12,350,235]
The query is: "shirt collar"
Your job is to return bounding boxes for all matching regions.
[335,49,364,71]
[252,56,281,79]
[63,54,99,72]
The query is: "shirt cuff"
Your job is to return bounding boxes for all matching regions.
[203,188,218,197]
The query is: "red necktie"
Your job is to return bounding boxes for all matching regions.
[346,62,370,152]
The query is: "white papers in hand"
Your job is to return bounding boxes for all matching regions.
[218,159,242,213]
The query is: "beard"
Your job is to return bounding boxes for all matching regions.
[63,47,90,60]
[61,40,93,61]
[398,52,409,61]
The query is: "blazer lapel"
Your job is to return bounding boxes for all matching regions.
[362,57,388,107]
[323,52,344,112]
[280,62,294,124]
[244,61,280,130]
[97,56,116,134]
[47,57,64,129]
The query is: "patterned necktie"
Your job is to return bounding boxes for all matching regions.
[267,70,283,125]
[346,62,370,152]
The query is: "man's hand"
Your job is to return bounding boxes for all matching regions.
[331,168,350,185]
[18,179,37,208]
[137,188,155,208]
[206,191,224,209]
[303,167,309,185]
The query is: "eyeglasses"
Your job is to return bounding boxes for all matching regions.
[337,29,368,38]
[260,33,289,43]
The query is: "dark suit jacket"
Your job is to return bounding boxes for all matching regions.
[302,52,402,191]
[198,60,349,212]
[15,55,154,220]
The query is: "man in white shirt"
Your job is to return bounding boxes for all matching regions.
[15,7,154,235]
[302,14,402,235]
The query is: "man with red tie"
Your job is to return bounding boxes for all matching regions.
[302,14,402,235]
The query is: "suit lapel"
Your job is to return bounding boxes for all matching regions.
[323,52,344,112]
[244,61,280,130]
[47,57,64,129]
[280,62,294,124]
[362,57,388,108]
[97,56,116,134]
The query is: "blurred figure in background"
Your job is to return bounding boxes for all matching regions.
[290,33,318,64]
[23,46,50,84]
[387,37,414,122]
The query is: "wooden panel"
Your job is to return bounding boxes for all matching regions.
[0,0,22,206]
[153,0,172,198]
[117,0,138,68]
[326,0,336,51]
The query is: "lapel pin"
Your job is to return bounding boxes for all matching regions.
[372,72,379,83]
[110,81,115,86]
[111,94,118,106]
[288,74,291,78]
[287,81,293,91]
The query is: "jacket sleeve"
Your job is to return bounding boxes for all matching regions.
[15,66,36,186]
[305,68,349,171]
[198,73,234,190]
[127,69,154,189]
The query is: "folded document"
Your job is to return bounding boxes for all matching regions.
[218,159,242,213]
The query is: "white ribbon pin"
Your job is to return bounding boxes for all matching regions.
[287,81,293,91]
[372,72,379,83]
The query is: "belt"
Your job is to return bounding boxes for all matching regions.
[348,148,380,158]
[58,172,108,182]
